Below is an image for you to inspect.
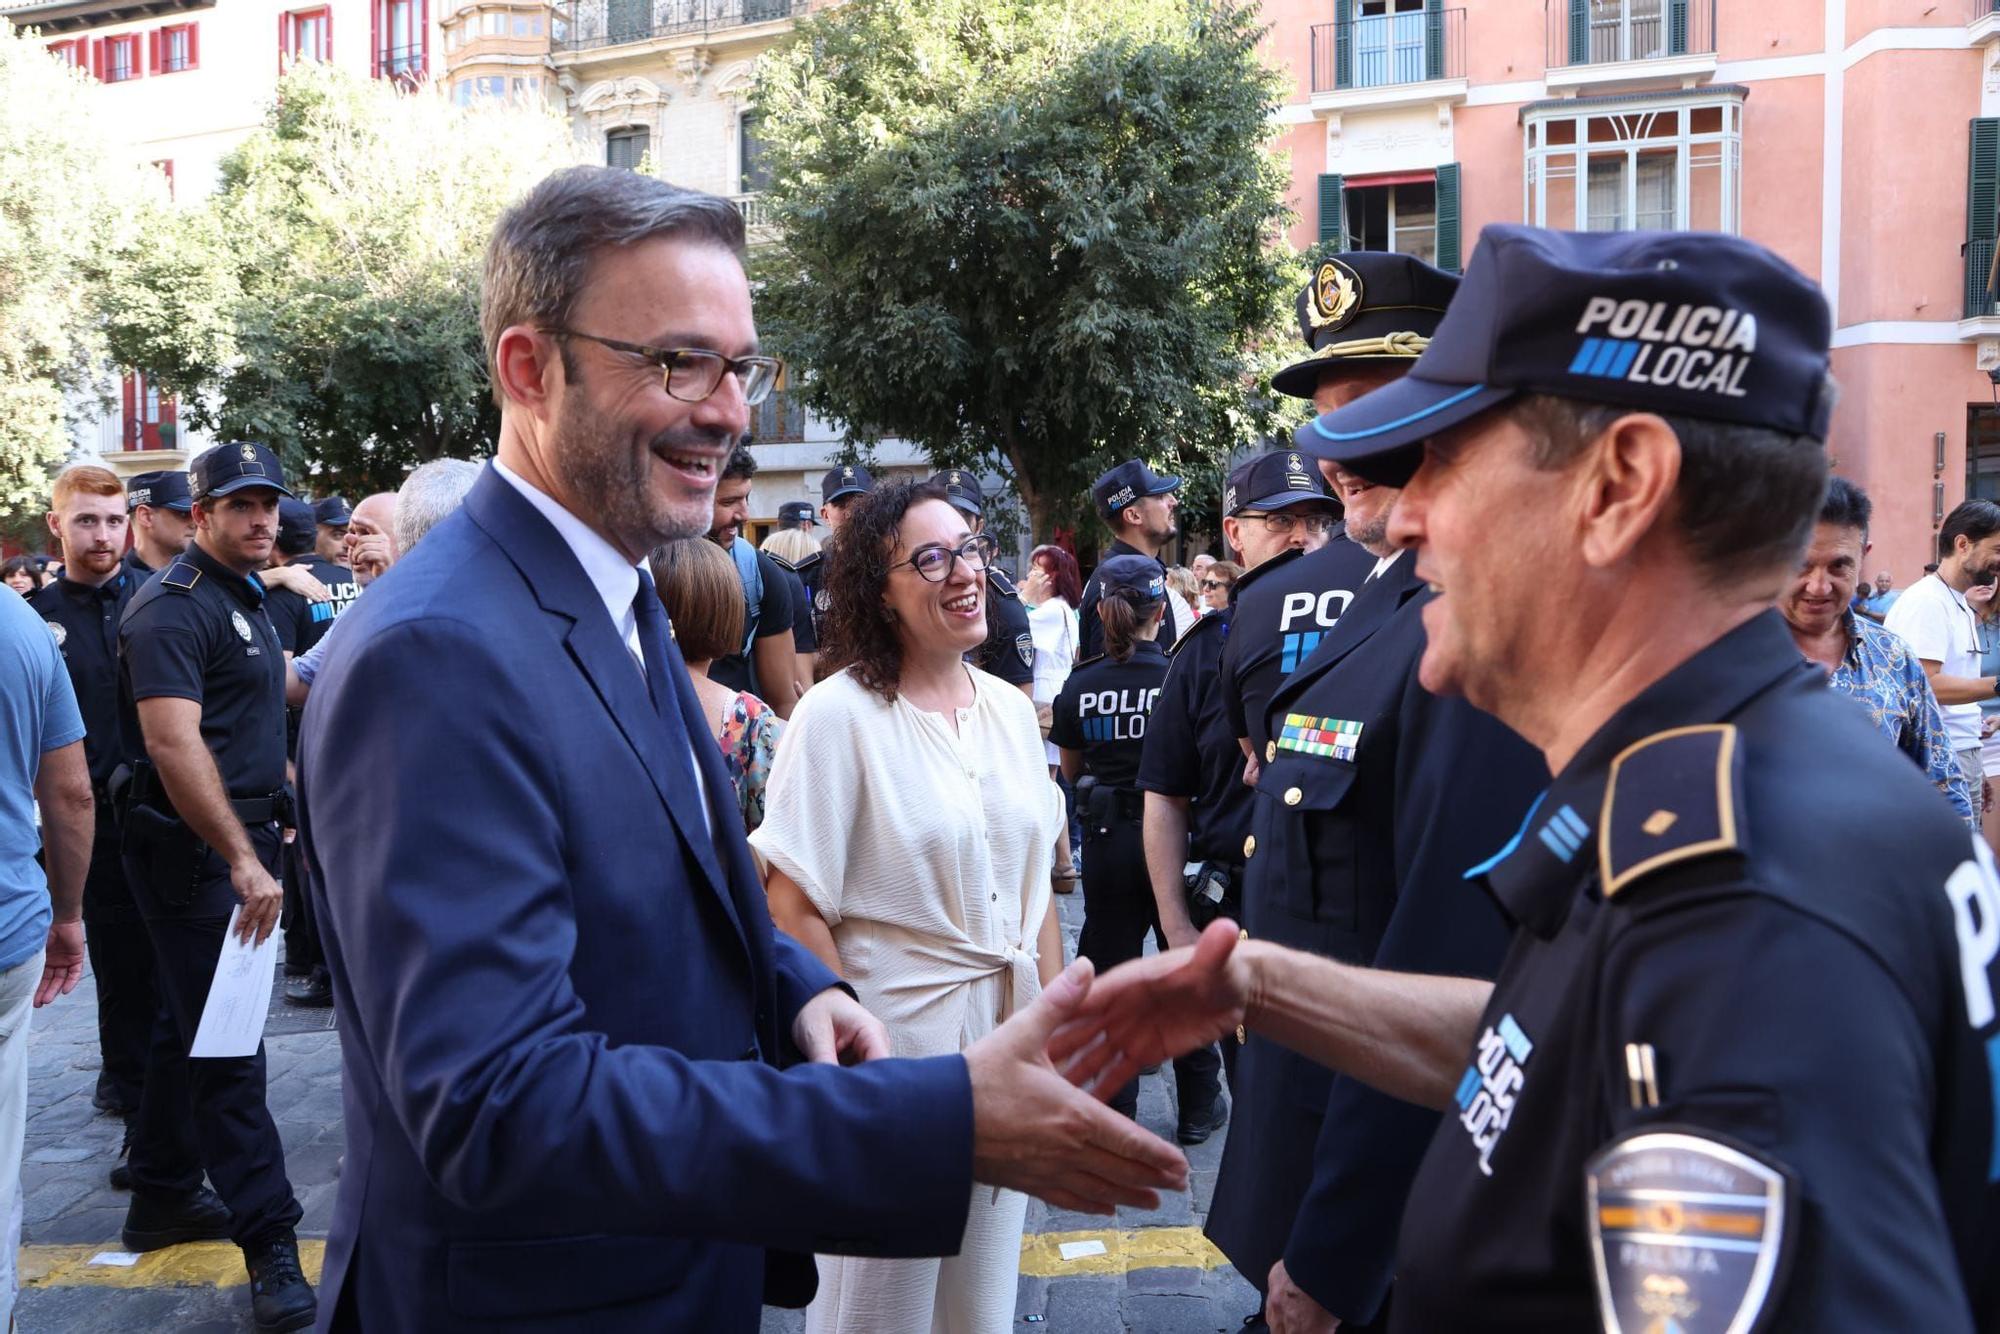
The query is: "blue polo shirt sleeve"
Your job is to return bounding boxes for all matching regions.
[122,614,209,705]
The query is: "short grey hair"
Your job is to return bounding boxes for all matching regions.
[395,458,481,555]
[481,167,746,407]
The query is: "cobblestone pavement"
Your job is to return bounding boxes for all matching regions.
[16,889,1259,1331]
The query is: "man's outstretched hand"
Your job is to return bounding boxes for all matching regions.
[1047,919,1252,1101]
[964,958,1190,1215]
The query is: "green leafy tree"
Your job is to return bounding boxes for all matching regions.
[0,27,121,524]
[752,0,1296,542]
[109,65,583,496]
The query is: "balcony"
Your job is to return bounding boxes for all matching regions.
[1968,237,1998,323]
[376,43,427,83]
[1309,8,1466,114]
[1546,0,1716,90]
[752,389,806,443]
[557,0,802,54]
[1974,0,2000,47]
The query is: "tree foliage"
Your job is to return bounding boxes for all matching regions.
[109,64,584,496]
[0,26,123,522]
[752,0,1298,541]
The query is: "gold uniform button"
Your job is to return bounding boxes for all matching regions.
[1243,835,1257,859]
[1265,741,1277,762]
[1284,786,1303,807]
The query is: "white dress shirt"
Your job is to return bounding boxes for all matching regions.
[493,460,709,826]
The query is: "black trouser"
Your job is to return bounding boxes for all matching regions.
[1077,814,1222,1118]
[124,821,303,1247]
[84,808,155,1110]
[280,837,321,975]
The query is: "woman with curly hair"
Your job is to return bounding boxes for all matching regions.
[749,479,1066,1334]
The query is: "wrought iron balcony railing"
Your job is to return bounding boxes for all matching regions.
[558,0,802,53]
[1311,8,1464,95]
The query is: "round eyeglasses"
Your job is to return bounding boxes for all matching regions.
[892,534,999,583]
[547,329,782,406]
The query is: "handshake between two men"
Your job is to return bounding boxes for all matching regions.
[799,919,1457,1219]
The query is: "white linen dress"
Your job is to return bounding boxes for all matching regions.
[1025,596,1078,765]
[749,665,1066,1334]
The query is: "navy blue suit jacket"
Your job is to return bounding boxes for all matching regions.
[297,467,974,1332]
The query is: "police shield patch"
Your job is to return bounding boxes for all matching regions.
[1015,633,1034,669]
[230,610,254,642]
[1586,1127,1796,1334]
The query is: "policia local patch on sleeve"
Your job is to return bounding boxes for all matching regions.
[1585,1126,1797,1334]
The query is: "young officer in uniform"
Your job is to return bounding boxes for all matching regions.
[931,469,1037,697]
[1220,252,1458,770]
[775,499,818,532]
[1137,451,1338,1123]
[1204,253,1548,1334]
[801,464,873,648]
[1050,556,1221,1129]
[1083,226,2000,1332]
[264,499,360,1009]
[122,470,195,580]
[1080,460,1184,660]
[32,466,153,1120]
[117,442,316,1331]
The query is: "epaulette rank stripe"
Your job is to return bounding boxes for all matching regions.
[1598,723,1742,899]
[160,564,202,591]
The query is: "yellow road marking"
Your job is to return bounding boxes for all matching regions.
[22,1226,1223,1288]
[20,1241,325,1289]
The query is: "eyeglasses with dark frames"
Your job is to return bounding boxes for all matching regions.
[545,328,782,406]
[1234,511,1337,536]
[892,534,1000,583]
[1199,578,1233,591]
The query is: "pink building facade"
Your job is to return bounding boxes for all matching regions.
[1259,0,2000,580]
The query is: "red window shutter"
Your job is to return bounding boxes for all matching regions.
[370,0,381,77]
[421,0,430,77]
[150,30,161,74]
[188,24,199,69]
[277,13,286,72]
[90,37,104,81]
[120,375,137,450]
[324,7,334,62]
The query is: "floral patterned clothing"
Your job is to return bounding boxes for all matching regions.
[718,691,783,833]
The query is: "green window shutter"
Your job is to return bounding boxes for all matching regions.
[1334,0,1354,89]
[1435,163,1462,273]
[1968,118,2000,318]
[1423,0,1444,80]
[1567,0,1589,65]
[1667,0,1689,55]
[1318,173,1347,247]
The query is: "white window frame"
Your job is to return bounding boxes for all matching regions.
[1522,93,1741,235]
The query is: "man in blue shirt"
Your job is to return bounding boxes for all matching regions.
[0,583,92,1326]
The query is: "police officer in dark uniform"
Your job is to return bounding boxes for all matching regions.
[1080,460,1183,661]
[122,469,194,580]
[930,469,1037,696]
[1203,251,1547,1333]
[801,464,873,646]
[776,499,818,532]
[265,499,359,1009]
[1050,556,1221,1128]
[1220,251,1461,767]
[1137,451,1340,1131]
[118,442,316,1330]
[1142,226,2000,1330]
[310,494,351,563]
[31,466,153,1121]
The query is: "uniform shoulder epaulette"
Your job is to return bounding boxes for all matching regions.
[987,568,1020,598]
[766,552,799,573]
[1167,610,1224,658]
[159,562,202,592]
[1230,545,1303,594]
[1072,651,1107,670]
[793,550,823,574]
[1599,723,1745,900]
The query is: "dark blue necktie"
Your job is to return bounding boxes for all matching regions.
[632,568,677,721]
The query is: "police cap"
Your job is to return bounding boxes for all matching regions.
[777,500,817,527]
[190,442,295,501]
[1092,460,1181,525]
[276,498,318,555]
[126,469,192,514]
[1270,251,1460,400]
[1095,554,1168,606]
[929,470,983,517]
[1297,226,1835,486]
[1224,449,1335,516]
[314,495,353,528]
[821,464,874,505]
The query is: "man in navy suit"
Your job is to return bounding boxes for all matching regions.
[295,167,1186,1332]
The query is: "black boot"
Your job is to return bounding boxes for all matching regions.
[244,1230,317,1332]
[108,1117,133,1191]
[121,1185,231,1252]
[282,967,332,1008]
[1176,1094,1229,1146]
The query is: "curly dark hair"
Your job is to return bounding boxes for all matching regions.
[817,478,955,702]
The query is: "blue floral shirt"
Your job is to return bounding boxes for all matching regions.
[1826,611,1976,826]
